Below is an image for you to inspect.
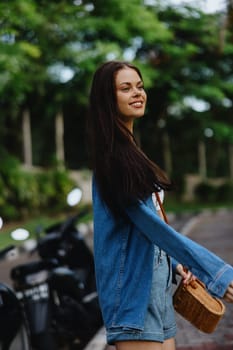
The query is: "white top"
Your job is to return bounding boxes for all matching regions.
[152,190,164,211]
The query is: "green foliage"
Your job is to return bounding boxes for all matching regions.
[36,169,76,212]
[1,0,233,179]
[211,122,233,142]
[215,182,233,202]
[0,155,77,221]
[194,182,218,203]
[194,181,233,203]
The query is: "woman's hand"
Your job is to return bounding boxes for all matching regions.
[223,281,233,303]
[176,264,196,285]
[176,266,233,302]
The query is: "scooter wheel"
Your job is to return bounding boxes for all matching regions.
[31,332,57,350]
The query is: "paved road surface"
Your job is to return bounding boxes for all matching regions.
[175,209,233,350]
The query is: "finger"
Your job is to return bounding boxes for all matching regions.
[182,271,196,285]
[224,288,233,303]
[176,264,185,276]
[224,293,233,303]
[184,276,192,285]
[227,285,233,296]
[175,264,196,284]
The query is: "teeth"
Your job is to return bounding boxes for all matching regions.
[132,102,142,107]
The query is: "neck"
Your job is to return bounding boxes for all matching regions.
[125,121,134,134]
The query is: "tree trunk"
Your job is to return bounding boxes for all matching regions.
[55,111,65,166]
[22,108,32,167]
[198,140,207,180]
[229,144,233,181]
[162,131,172,175]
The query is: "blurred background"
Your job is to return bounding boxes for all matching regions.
[1,0,233,233]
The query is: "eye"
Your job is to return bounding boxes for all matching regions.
[121,87,130,92]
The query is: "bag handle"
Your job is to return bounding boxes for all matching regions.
[155,192,169,224]
[155,192,195,283]
[155,192,213,293]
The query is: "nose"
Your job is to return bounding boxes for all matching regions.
[132,87,141,96]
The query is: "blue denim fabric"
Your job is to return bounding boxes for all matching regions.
[107,247,177,344]
[92,178,233,331]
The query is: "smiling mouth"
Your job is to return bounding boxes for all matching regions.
[130,101,143,107]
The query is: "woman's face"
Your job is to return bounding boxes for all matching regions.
[115,67,147,132]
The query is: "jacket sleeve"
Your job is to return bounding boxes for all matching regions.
[125,201,233,298]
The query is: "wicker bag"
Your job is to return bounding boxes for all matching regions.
[173,278,225,333]
[154,192,226,333]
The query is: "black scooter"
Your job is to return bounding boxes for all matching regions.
[10,212,102,349]
[0,246,30,350]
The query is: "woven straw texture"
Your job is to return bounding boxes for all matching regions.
[173,279,225,333]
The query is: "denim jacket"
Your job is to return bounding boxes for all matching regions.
[92,178,233,331]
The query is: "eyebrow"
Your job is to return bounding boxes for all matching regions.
[119,80,143,86]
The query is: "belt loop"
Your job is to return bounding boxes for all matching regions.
[159,249,163,263]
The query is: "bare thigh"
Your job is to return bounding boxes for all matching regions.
[110,338,175,350]
[115,341,163,350]
[163,338,176,350]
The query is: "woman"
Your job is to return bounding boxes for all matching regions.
[87,61,233,350]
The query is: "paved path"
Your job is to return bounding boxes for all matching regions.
[175,209,233,350]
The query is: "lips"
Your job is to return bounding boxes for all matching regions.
[130,101,143,107]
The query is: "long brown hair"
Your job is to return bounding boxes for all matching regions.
[87,61,172,216]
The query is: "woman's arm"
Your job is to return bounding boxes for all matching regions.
[158,208,196,284]
[125,200,233,299]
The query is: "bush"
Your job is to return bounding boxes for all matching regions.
[194,182,218,203]
[36,169,77,213]
[215,182,233,203]
[0,156,77,221]
[194,180,233,204]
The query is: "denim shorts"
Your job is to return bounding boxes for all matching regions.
[107,246,177,344]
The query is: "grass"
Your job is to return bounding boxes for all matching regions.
[0,215,63,249]
[0,206,93,250]
[165,195,233,214]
